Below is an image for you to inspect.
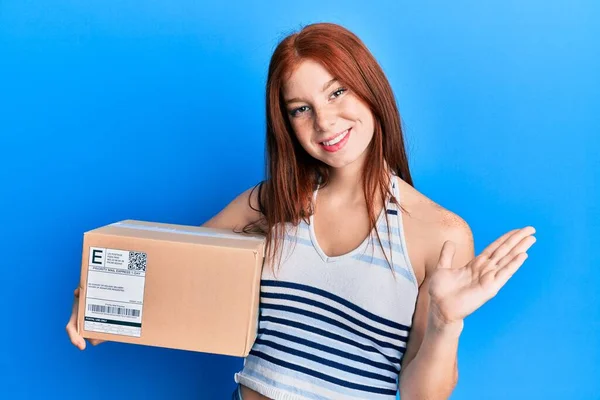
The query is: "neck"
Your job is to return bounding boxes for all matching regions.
[321,153,390,205]
[322,150,383,205]
[326,161,364,201]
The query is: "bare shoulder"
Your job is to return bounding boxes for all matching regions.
[201,182,265,231]
[397,179,475,280]
[427,202,475,270]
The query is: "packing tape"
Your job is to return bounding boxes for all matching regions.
[110,222,264,242]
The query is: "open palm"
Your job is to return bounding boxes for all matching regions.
[428,226,536,326]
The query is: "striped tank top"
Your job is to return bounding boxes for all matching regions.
[234,174,419,399]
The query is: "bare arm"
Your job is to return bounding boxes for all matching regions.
[399,215,474,399]
[201,183,264,230]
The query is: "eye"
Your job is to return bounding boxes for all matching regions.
[331,87,347,99]
[288,87,348,118]
[289,105,310,118]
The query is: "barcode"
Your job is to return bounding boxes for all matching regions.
[88,304,140,317]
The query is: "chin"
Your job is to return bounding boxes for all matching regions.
[321,153,362,169]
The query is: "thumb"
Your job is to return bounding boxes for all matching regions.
[437,240,456,269]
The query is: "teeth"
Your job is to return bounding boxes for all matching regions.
[322,129,349,146]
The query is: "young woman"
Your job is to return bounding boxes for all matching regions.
[66,23,536,400]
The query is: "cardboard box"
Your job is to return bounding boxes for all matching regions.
[77,219,265,357]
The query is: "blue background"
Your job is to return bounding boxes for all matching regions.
[1,1,598,399]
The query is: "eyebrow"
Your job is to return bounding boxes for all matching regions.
[284,78,338,105]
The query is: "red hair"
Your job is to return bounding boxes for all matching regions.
[242,22,413,271]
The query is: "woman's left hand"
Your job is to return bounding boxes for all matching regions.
[427,226,536,329]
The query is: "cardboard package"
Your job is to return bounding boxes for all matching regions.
[77,219,265,357]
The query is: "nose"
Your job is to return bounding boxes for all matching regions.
[313,105,337,133]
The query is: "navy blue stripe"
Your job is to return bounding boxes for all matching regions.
[386,209,398,215]
[259,315,404,366]
[261,303,405,352]
[261,292,406,340]
[249,350,397,395]
[258,328,399,374]
[261,280,410,331]
[254,338,397,384]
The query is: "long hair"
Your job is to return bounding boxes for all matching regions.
[241,22,413,271]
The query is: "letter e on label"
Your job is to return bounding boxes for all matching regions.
[90,247,105,266]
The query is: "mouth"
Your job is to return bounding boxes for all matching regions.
[319,128,351,153]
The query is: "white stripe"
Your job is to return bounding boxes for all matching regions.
[259,308,405,360]
[256,331,398,380]
[260,285,408,337]
[260,297,407,347]
[238,356,394,400]
[236,368,331,400]
[249,344,397,396]
[259,318,401,370]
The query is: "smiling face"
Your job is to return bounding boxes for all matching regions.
[282,59,375,170]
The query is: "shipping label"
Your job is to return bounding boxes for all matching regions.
[84,247,147,337]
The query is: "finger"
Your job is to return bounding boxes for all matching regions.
[489,226,536,262]
[480,229,520,257]
[493,252,528,289]
[437,240,456,269]
[497,236,536,268]
[69,289,80,322]
[65,322,86,350]
[67,289,85,350]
